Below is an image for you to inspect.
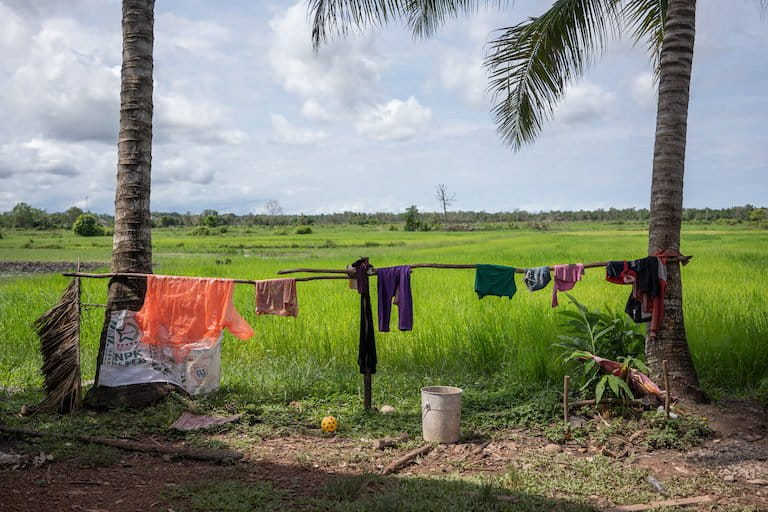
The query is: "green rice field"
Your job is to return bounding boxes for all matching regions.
[1,223,767,406]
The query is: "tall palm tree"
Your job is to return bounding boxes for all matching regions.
[309,0,705,398]
[86,0,174,407]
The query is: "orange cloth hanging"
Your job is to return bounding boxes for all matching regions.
[136,275,253,362]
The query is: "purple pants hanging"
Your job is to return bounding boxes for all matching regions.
[377,265,413,332]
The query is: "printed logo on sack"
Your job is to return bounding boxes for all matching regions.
[106,317,146,366]
[190,351,214,385]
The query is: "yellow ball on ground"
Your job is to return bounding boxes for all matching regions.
[321,416,338,433]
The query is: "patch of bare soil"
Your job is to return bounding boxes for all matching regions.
[2,400,767,511]
[630,400,768,510]
[0,261,105,275]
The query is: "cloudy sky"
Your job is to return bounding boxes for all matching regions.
[0,0,765,215]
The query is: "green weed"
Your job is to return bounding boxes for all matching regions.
[642,411,713,449]
[165,480,284,512]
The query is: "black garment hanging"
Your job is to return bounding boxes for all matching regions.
[351,258,376,374]
[623,256,660,324]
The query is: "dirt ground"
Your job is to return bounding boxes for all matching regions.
[0,261,105,275]
[1,400,767,511]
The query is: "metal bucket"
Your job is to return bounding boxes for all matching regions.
[421,386,462,443]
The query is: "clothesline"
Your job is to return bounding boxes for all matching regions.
[60,253,691,412]
[61,272,349,283]
[277,254,693,276]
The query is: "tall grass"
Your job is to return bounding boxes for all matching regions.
[1,224,766,404]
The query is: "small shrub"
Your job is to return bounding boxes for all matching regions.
[388,225,398,231]
[320,240,337,248]
[404,205,424,232]
[295,226,312,235]
[555,294,645,363]
[274,229,288,236]
[72,213,105,237]
[76,444,121,468]
[191,226,212,236]
[218,226,228,234]
[643,412,712,449]
[527,220,551,230]
[555,294,646,401]
[443,224,473,232]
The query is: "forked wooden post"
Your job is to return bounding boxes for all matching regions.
[662,360,671,419]
[563,375,570,423]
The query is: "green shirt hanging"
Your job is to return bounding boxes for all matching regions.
[474,264,517,299]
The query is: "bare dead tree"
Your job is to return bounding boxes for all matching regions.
[264,199,284,216]
[435,184,456,218]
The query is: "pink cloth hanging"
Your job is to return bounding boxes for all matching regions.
[551,263,585,307]
[255,278,298,317]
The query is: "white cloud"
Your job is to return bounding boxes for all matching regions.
[270,114,328,145]
[268,1,382,120]
[440,50,488,106]
[155,13,231,60]
[555,82,616,126]
[631,72,656,109]
[2,16,120,143]
[154,155,216,185]
[355,97,432,141]
[301,99,334,122]
[155,92,247,145]
[0,137,116,209]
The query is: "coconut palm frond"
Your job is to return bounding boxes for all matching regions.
[485,0,620,150]
[623,0,668,78]
[309,0,407,48]
[405,0,509,38]
[32,278,82,414]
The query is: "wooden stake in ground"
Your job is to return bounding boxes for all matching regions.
[364,371,372,411]
[1,426,243,462]
[663,359,671,419]
[563,375,570,423]
[380,444,433,475]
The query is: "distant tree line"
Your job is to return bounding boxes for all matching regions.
[1,202,766,230]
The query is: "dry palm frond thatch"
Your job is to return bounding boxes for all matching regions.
[31,277,82,414]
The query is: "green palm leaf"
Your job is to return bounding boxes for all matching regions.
[405,0,508,38]
[309,0,405,48]
[484,0,620,150]
[623,0,668,76]
[309,0,506,47]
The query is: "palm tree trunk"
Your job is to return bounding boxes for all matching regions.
[646,0,704,401]
[86,0,177,407]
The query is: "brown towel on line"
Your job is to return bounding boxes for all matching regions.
[255,278,298,317]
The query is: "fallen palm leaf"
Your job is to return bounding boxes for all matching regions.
[31,277,82,414]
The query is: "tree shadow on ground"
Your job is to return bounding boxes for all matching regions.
[161,458,603,512]
[0,440,601,512]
